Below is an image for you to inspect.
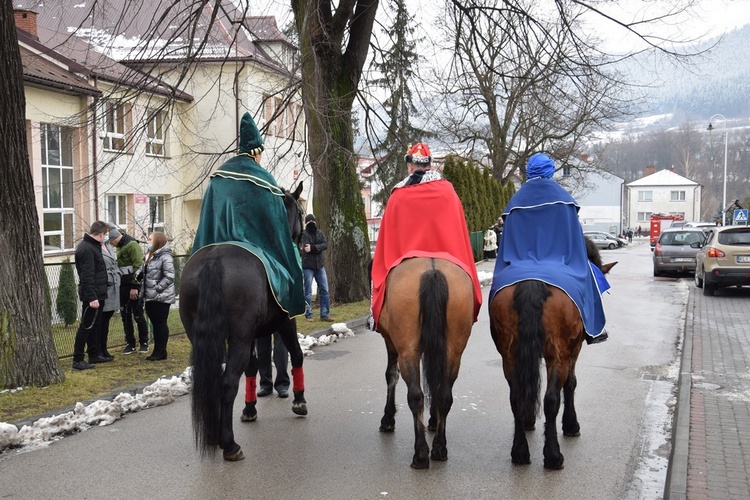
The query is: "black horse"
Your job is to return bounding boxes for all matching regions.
[179,183,306,461]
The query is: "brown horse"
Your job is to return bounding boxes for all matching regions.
[377,257,475,469]
[488,238,615,469]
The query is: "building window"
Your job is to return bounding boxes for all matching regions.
[263,94,300,139]
[106,194,128,227]
[146,110,166,156]
[638,190,653,202]
[562,165,571,177]
[148,195,166,233]
[670,190,686,202]
[102,101,126,151]
[41,123,75,252]
[637,212,653,222]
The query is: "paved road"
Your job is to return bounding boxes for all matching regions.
[1,242,689,499]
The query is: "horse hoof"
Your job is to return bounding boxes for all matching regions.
[240,412,257,422]
[431,448,448,461]
[292,402,307,416]
[223,448,245,461]
[379,424,395,432]
[563,430,580,437]
[511,454,531,465]
[410,458,430,469]
[427,424,436,432]
[544,459,564,470]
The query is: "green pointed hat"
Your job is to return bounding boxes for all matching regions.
[238,112,264,156]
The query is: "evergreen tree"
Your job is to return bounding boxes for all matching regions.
[370,0,430,208]
[56,259,78,326]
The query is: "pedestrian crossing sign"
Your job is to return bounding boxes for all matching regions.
[734,209,748,224]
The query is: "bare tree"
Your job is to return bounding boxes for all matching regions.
[0,2,65,388]
[430,0,635,184]
[291,0,379,302]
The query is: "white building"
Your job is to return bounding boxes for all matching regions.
[625,168,702,231]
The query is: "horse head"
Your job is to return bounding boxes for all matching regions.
[284,182,304,244]
[584,235,617,274]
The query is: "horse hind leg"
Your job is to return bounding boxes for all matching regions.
[379,339,399,432]
[403,361,430,469]
[429,381,453,462]
[542,370,565,470]
[241,354,258,423]
[509,379,532,465]
[562,370,580,437]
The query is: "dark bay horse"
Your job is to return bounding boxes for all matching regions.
[488,237,615,469]
[179,183,306,461]
[377,257,475,469]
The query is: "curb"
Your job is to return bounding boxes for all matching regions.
[663,286,694,500]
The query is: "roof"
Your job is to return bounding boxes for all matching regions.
[17,29,100,97]
[15,0,290,72]
[627,169,698,187]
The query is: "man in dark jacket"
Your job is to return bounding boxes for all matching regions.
[109,229,149,353]
[300,214,332,321]
[73,221,110,370]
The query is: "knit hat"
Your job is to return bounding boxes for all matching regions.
[404,143,431,165]
[237,112,264,156]
[108,225,122,239]
[526,153,556,179]
[305,214,317,223]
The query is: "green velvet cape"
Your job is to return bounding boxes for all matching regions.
[191,155,305,317]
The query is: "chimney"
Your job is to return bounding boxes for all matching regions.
[645,166,655,176]
[14,10,38,39]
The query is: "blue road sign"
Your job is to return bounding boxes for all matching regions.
[734,209,748,224]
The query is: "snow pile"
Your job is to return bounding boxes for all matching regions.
[298,323,355,355]
[476,270,493,287]
[0,368,191,454]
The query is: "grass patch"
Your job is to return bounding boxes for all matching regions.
[1,300,370,424]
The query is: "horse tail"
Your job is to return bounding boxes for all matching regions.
[190,259,228,457]
[513,280,551,424]
[419,267,449,405]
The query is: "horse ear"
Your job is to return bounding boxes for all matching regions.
[600,261,617,274]
[292,182,303,200]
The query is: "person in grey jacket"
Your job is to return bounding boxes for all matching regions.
[140,231,175,361]
[300,214,332,321]
[98,226,122,361]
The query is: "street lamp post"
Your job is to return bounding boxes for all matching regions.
[707,114,728,225]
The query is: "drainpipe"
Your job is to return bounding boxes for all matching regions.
[234,60,246,147]
[91,76,99,217]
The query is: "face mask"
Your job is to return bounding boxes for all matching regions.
[103,235,110,243]
[147,243,153,251]
[306,222,317,232]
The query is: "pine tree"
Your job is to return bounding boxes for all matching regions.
[56,258,78,326]
[370,0,431,208]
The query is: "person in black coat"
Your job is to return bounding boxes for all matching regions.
[72,221,110,370]
[300,214,332,321]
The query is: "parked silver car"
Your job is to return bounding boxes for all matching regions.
[652,227,706,276]
[583,231,626,249]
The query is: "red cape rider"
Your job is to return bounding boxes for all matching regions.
[370,143,482,330]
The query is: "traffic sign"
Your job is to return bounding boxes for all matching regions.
[734,209,748,224]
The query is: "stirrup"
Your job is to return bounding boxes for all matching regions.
[586,330,609,345]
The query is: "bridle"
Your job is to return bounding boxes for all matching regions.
[284,189,304,244]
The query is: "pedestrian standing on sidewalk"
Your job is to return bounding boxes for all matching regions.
[300,214,333,322]
[98,225,122,361]
[255,333,289,398]
[72,221,110,370]
[140,231,175,361]
[109,228,150,354]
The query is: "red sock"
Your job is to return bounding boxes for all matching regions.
[245,376,257,403]
[292,366,305,392]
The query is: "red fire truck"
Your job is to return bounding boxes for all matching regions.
[650,213,684,247]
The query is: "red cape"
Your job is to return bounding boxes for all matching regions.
[371,179,482,328]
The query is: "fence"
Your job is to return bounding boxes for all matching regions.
[44,254,189,358]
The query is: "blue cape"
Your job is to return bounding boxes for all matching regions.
[489,178,608,336]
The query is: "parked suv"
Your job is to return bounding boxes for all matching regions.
[653,228,706,276]
[694,226,750,295]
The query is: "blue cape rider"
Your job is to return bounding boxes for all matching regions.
[489,153,610,344]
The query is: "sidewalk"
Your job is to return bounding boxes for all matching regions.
[665,286,750,499]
